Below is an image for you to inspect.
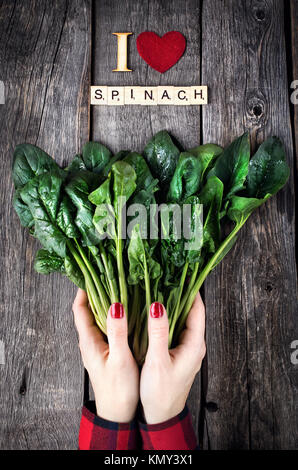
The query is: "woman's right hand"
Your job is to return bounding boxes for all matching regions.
[140,293,206,424]
[73,289,139,423]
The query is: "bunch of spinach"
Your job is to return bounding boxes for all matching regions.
[12,131,289,362]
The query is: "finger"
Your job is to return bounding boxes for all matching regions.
[147,302,169,359]
[106,302,129,356]
[185,292,205,337]
[73,289,95,330]
[178,292,206,352]
[72,288,105,345]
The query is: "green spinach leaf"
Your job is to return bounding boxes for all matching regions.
[167,152,202,202]
[143,130,180,185]
[245,136,290,198]
[199,176,223,252]
[188,143,222,180]
[34,249,65,274]
[82,141,111,174]
[65,174,101,246]
[13,189,34,228]
[20,176,67,257]
[12,143,62,189]
[207,133,250,199]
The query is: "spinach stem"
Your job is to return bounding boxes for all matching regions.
[116,209,128,314]
[178,262,199,316]
[67,240,106,333]
[88,247,111,299]
[143,256,151,317]
[116,219,128,315]
[129,284,140,335]
[99,245,118,304]
[86,283,104,331]
[168,262,189,346]
[135,306,148,364]
[175,222,245,340]
[74,239,110,315]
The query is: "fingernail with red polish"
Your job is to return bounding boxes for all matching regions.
[150,302,164,318]
[110,303,124,319]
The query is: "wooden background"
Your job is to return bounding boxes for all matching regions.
[0,0,297,449]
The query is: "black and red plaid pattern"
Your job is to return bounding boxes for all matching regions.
[79,401,138,450]
[139,406,198,450]
[79,402,198,450]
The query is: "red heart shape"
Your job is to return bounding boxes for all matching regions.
[136,31,186,73]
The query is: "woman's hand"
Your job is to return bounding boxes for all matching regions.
[140,294,206,424]
[73,289,139,423]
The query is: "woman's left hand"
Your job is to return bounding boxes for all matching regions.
[140,293,206,424]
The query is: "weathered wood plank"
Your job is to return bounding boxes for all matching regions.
[291,0,298,166]
[0,0,91,449]
[202,0,298,449]
[92,0,202,435]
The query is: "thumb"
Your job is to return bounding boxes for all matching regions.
[147,302,169,358]
[106,302,129,356]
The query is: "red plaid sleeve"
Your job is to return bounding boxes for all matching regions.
[138,406,198,450]
[79,401,139,450]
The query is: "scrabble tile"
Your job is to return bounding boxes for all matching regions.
[124,87,142,104]
[157,86,175,104]
[190,86,208,104]
[137,87,158,105]
[108,86,125,105]
[172,87,191,105]
[90,86,108,105]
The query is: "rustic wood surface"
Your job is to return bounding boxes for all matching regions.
[0,0,297,450]
[291,0,298,167]
[0,0,91,449]
[202,0,298,449]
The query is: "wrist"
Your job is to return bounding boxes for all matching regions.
[95,398,137,424]
[142,402,185,425]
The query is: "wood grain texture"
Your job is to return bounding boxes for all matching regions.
[0,0,297,451]
[291,0,298,167]
[0,0,91,449]
[92,0,202,436]
[202,0,298,449]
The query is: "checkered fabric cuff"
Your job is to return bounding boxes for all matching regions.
[138,406,198,450]
[79,401,138,450]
